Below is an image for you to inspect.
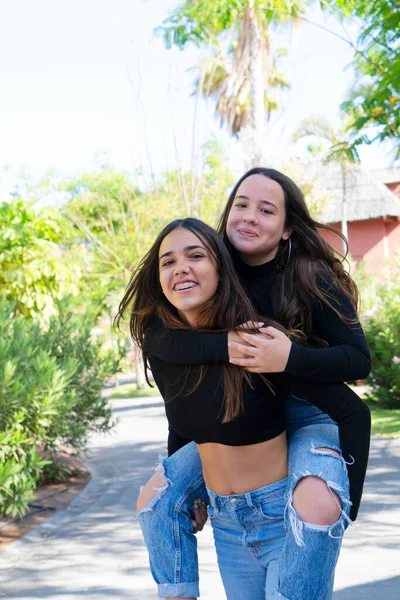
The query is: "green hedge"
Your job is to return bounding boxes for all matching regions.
[363,258,400,409]
[0,299,124,518]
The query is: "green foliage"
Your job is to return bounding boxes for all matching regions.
[323,0,400,159]
[61,169,159,311]
[0,298,124,518]
[352,261,381,314]
[0,198,81,322]
[150,138,235,227]
[39,459,87,484]
[157,0,307,49]
[157,0,245,48]
[293,116,362,164]
[0,427,50,518]
[362,258,400,408]
[61,170,141,236]
[365,400,400,438]
[41,299,124,452]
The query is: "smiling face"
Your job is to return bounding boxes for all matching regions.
[226,174,292,266]
[158,227,219,326]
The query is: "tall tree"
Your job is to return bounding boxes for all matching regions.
[194,43,289,139]
[323,0,400,161]
[157,0,307,166]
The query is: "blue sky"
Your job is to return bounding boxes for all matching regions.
[0,0,392,191]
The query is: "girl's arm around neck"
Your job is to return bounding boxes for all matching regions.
[144,318,228,364]
[285,282,371,382]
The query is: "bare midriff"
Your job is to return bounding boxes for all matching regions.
[197,431,288,495]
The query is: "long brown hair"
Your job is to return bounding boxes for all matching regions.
[217,167,359,343]
[115,218,297,422]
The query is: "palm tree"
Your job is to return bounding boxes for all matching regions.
[293,116,361,246]
[195,44,289,138]
[157,0,308,166]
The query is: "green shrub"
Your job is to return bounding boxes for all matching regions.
[0,198,80,323]
[362,257,400,408]
[41,300,123,452]
[0,299,124,517]
[0,427,50,518]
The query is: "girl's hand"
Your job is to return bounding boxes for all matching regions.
[191,499,208,533]
[227,322,264,359]
[237,321,265,330]
[228,326,292,373]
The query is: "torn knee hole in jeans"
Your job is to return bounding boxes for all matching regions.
[136,455,173,517]
[286,478,352,546]
[286,445,353,546]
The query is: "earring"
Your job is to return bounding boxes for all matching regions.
[276,237,292,273]
[284,237,292,271]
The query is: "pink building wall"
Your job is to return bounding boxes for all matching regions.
[320,218,400,274]
[386,182,400,197]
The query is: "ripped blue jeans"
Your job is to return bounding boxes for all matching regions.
[137,398,352,599]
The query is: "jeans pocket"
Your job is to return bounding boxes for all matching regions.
[254,496,285,521]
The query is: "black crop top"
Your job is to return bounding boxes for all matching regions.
[148,358,286,446]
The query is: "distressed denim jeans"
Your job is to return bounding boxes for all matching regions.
[137,398,352,599]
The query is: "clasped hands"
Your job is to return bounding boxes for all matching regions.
[228,321,292,373]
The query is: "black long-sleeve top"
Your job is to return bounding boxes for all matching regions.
[149,357,286,446]
[144,258,371,520]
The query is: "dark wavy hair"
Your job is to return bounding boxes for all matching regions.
[217,167,359,343]
[114,218,300,422]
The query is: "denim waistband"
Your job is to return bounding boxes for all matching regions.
[206,477,288,511]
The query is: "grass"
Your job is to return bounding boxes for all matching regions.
[349,385,400,438]
[107,382,160,400]
[365,400,400,438]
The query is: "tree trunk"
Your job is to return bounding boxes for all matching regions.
[247,1,265,167]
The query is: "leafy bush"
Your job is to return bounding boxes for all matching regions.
[362,258,400,408]
[0,198,80,323]
[41,300,123,452]
[0,427,50,518]
[0,299,124,517]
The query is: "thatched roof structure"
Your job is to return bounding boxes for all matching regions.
[309,162,400,224]
[369,168,400,185]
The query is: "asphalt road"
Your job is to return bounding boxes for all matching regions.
[0,395,399,599]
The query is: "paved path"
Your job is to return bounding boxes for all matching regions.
[1,395,399,599]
